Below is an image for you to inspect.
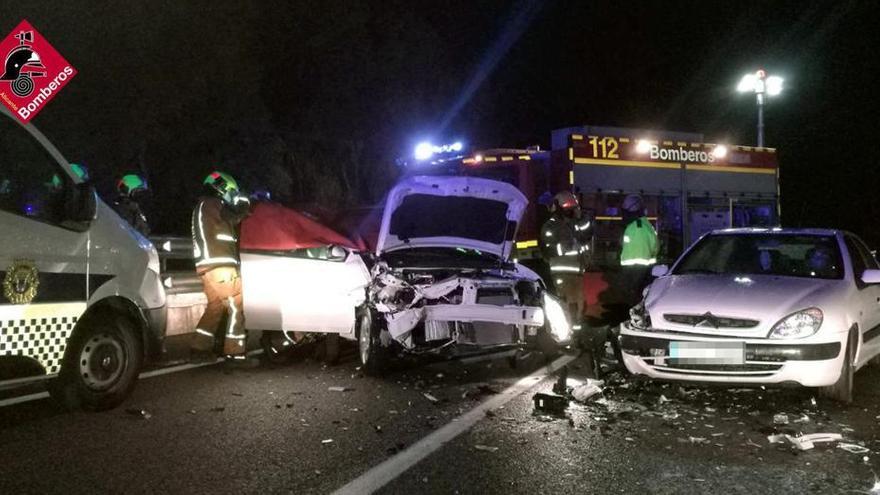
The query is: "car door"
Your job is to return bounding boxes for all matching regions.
[0,112,89,379]
[843,234,880,366]
[240,246,370,335]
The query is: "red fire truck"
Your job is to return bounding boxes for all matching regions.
[457,125,780,324]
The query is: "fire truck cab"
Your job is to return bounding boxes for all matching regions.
[457,125,779,324]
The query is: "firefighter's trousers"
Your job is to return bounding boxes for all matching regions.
[554,272,584,321]
[191,266,247,357]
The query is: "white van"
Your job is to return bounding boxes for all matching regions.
[0,106,166,410]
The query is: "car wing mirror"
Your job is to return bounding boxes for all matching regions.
[62,182,97,231]
[651,264,669,277]
[861,269,880,285]
[329,245,347,261]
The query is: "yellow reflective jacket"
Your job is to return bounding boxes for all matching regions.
[620,217,658,266]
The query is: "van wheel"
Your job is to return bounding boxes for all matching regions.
[358,308,387,375]
[48,314,143,411]
[260,331,297,365]
[819,329,855,404]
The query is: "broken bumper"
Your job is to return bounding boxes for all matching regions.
[619,326,843,387]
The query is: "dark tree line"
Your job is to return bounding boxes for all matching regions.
[2,1,878,246]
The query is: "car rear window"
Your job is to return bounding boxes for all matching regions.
[672,233,844,279]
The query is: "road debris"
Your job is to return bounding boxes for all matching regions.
[125,408,152,420]
[773,413,789,425]
[570,379,604,403]
[838,443,871,454]
[321,439,334,445]
[533,392,568,416]
[473,444,499,452]
[423,392,440,403]
[328,386,352,392]
[767,433,842,450]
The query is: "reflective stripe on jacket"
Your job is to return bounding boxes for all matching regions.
[192,196,247,273]
[540,215,592,274]
[620,217,659,266]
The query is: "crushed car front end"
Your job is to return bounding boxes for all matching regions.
[366,253,570,358]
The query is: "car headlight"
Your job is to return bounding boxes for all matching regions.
[768,308,823,339]
[628,300,652,330]
[543,292,571,342]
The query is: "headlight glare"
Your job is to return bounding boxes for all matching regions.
[543,293,571,342]
[768,308,823,339]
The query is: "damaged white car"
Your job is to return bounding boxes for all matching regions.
[620,228,880,403]
[241,176,571,373]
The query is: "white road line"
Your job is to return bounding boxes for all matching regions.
[332,352,578,495]
[0,392,50,407]
[0,349,263,408]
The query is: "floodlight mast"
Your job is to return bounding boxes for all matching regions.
[737,69,783,147]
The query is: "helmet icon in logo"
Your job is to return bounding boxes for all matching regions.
[0,31,46,97]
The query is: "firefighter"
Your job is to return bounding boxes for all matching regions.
[189,171,254,367]
[618,193,659,306]
[113,174,150,236]
[539,190,592,320]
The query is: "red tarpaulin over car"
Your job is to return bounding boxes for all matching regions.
[240,202,366,251]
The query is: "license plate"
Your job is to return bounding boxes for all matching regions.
[669,341,745,365]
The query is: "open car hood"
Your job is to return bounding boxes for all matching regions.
[376,176,527,259]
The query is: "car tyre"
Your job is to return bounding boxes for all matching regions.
[358,308,387,375]
[260,331,298,365]
[819,328,856,404]
[48,313,143,411]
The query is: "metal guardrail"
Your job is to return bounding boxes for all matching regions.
[151,236,202,295]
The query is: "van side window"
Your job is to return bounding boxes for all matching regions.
[0,116,67,225]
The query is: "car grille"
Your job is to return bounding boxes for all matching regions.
[649,361,782,377]
[663,313,759,329]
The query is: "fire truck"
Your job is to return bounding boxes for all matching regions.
[455,125,780,323]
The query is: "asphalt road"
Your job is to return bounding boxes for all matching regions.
[2,339,880,494]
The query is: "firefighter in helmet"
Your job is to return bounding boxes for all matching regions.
[113,173,150,236]
[539,190,593,320]
[190,171,254,366]
[618,194,659,306]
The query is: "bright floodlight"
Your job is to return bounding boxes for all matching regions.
[712,145,728,159]
[737,73,757,93]
[451,141,463,152]
[766,76,784,96]
[414,142,433,161]
[635,139,651,154]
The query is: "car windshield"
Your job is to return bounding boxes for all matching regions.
[672,233,844,279]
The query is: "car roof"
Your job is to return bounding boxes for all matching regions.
[709,227,841,236]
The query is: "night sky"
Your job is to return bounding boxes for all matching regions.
[1,1,877,242]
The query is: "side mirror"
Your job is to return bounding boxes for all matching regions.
[861,269,880,285]
[651,264,669,277]
[73,182,97,221]
[328,245,347,261]
[62,182,97,230]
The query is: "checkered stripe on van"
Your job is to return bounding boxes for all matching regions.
[0,316,78,374]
